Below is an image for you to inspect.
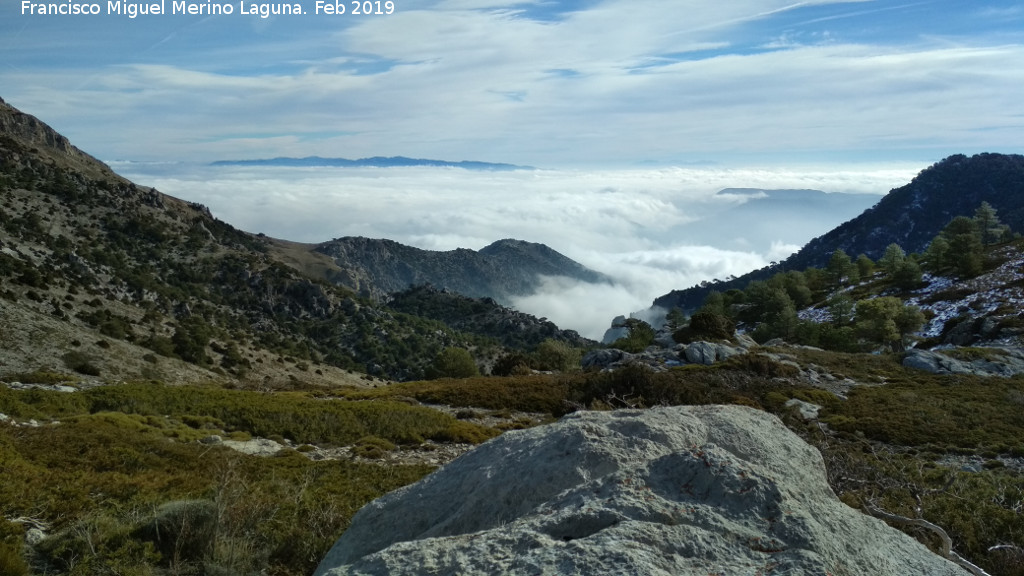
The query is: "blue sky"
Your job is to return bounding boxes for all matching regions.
[3,0,1023,167]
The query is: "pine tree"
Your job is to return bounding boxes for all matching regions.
[941,216,984,277]
[430,347,478,378]
[878,243,906,276]
[892,258,923,290]
[855,296,924,351]
[827,249,856,287]
[855,254,875,279]
[973,201,1011,245]
[923,235,950,272]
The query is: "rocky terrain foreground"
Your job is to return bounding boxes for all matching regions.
[314,405,962,576]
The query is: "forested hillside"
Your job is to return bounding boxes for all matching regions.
[655,153,1024,313]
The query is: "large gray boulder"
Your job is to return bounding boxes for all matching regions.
[600,315,629,344]
[903,349,975,375]
[580,348,635,370]
[683,341,743,365]
[904,347,1024,377]
[315,406,961,576]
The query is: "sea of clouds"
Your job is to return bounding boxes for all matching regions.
[117,163,921,339]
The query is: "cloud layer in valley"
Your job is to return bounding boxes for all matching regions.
[120,162,918,338]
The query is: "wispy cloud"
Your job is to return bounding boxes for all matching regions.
[3,0,1022,165]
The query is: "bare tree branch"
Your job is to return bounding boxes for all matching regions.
[864,502,992,576]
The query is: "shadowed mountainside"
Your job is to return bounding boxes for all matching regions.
[315,236,612,303]
[655,153,1024,312]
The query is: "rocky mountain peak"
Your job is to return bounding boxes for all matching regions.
[315,236,609,303]
[0,99,118,180]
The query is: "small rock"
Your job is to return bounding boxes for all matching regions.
[26,528,46,546]
[734,333,758,349]
[785,398,821,420]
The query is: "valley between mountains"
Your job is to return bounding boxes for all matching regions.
[2,97,1024,575]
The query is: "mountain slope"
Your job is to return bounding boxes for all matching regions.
[386,285,592,350]
[655,153,1024,312]
[315,236,611,303]
[786,153,1024,269]
[0,98,578,382]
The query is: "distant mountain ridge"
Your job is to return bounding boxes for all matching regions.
[315,237,611,303]
[654,153,1024,312]
[211,156,533,171]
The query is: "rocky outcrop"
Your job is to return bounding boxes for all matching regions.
[581,348,636,370]
[682,340,743,365]
[0,98,114,178]
[315,405,962,576]
[903,347,1024,377]
[582,340,743,372]
[600,315,629,344]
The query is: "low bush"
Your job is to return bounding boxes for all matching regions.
[352,435,397,459]
[0,385,441,576]
[61,351,101,376]
[674,310,734,343]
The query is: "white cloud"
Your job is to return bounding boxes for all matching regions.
[4,1,1023,165]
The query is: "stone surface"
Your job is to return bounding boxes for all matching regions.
[220,437,284,456]
[903,347,1024,377]
[581,348,635,370]
[784,398,822,420]
[315,405,961,576]
[735,332,759,349]
[683,341,743,365]
[600,315,630,344]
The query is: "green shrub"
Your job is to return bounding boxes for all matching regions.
[674,310,734,343]
[172,317,212,365]
[0,541,29,576]
[532,339,582,372]
[352,436,397,459]
[427,347,478,379]
[134,499,217,563]
[492,352,532,376]
[62,351,101,376]
[2,368,74,385]
[144,335,176,358]
[720,353,799,378]
[346,375,568,415]
[610,318,656,353]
